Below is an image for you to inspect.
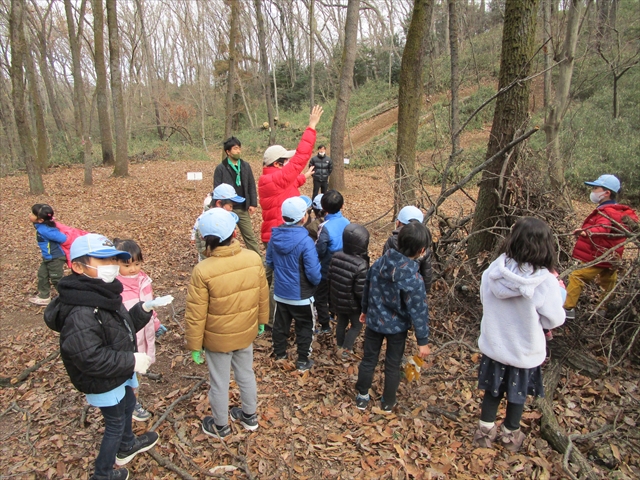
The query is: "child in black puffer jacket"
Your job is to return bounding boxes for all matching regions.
[327,224,370,359]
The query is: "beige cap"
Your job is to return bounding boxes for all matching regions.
[263,145,296,166]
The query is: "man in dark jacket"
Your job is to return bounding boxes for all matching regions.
[266,196,322,372]
[44,234,172,480]
[328,224,370,358]
[383,205,433,293]
[214,137,262,256]
[309,145,333,199]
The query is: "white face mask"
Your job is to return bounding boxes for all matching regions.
[83,264,121,283]
[318,152,325,158]
[590,191,605,204]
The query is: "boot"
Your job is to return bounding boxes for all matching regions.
[472,422,497,448]
[500,425,526,452]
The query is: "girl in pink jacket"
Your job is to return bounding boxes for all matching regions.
[114,239,160,422]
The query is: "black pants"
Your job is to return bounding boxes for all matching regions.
[356,328,407,406]
[312,179,328,200]
[314,279,330,329]
[272,301,315,362]
[480,388,525,431]
[336,312,362,351]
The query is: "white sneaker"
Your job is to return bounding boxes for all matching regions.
[29,296,50,306]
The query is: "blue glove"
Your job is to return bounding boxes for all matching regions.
[143,295,174,312]
[191,350,205,364]
[155,324,168,338]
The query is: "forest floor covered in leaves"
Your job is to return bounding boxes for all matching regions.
[1,159,639,479]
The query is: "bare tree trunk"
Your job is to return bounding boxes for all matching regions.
[106,0,128,177]
[467,0,540,257]
[543,0,552,111]
[0,74,19,171]
[309,0,315,109]
[394,0,434,208]
[329,0,361,191]
[92,0,114,166]
[441,0,460,194]
[544,0,587,210]
[65,0,92,185]
[24,36,49,173]
[224,0,239,139]
[254,0,276,145]
[9,0,44,194]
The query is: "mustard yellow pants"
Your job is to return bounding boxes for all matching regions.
[564,265,617,310]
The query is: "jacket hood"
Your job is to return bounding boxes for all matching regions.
[378,249,418,283]
[343,224,370,257]
[270,225,311,255]
[44,297,75,332]
[485,253,549,299]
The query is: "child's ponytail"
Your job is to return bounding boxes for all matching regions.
[203,234,233,256]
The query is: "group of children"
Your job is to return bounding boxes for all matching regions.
[30,167,637,476]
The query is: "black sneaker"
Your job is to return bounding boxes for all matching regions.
[273,353,287,361]
[317,326,332,335]
[230,407,259,431]
[355,393,370,410]
[115,431,159,466]
[90,468,129,480]
[380,398,396,413]
[202,416,232,438]
[296,358,314,371]
[564,308,575,320]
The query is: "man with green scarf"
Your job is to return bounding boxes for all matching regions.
[213,137,262,256]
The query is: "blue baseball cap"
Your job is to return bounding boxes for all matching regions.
[397,206,424,225]
[584,174,620,193]
[300,196,312,210]
[212,183,245,203]
[70,234,131,261]
[312,194,324,210]
[199,207,239,240]
[282,196,310,225]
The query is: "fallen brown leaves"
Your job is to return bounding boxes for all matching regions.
[1,161,639,479]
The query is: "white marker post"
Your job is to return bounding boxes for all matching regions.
[187,172,203,193]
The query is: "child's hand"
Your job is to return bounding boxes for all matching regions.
[305,166,315,178]
[308,105,324,130]
[133,353,152,374]
[417,344,431,359]
[191,350,205,364]
[143,295,174,311]
[359,313,366,324]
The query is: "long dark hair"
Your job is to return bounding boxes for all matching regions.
[113,238,144,262]
[31,204,56,228]
[203,234,233,255]
[501,217,556,271]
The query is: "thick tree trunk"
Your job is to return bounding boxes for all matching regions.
[92,0,114,166]
[467,0,539,257]
[254,0,276,145]
[9,0,44,194]
[394,0,434,208]
[545,0,586,210]
[24,38,49,173]
[329,0,361,191]
[224,0,238,140]
[65,0,92,186]
[0,74,19,171]
[106,0,128,177]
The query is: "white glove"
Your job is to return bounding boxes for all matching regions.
[143,295,174,312]
[133,353,152,374]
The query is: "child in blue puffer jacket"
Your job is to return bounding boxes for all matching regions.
[29,204,67,306]
[267,196,322,372]
[355,221,431,412]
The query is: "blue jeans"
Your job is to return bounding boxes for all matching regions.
[356,328,407,406]
[93,387,136,479]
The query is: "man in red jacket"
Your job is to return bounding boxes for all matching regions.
[564,174,638,318]
[258,105,323,246]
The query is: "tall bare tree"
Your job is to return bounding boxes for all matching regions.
[92,0,114,166]
[467,0,540,257]
[106,0,128,176]
[224,0,239,139]
[443,0,460,194]
[393,0,434,207]
[254,0,276,145]
[309,0,315,109]
[24,32,49,173]
[9,0,44,194]
[544,0,590,209]
[0,72,19,172]
[329,0,360,191]
[65,0,92,185]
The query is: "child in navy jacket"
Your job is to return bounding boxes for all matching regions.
[267,196,322,372]
[355,221,431,412]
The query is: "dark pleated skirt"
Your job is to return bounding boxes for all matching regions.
[477,354,544,404]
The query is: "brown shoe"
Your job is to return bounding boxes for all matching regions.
[472,423,497,448]
[500,426,526,452]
